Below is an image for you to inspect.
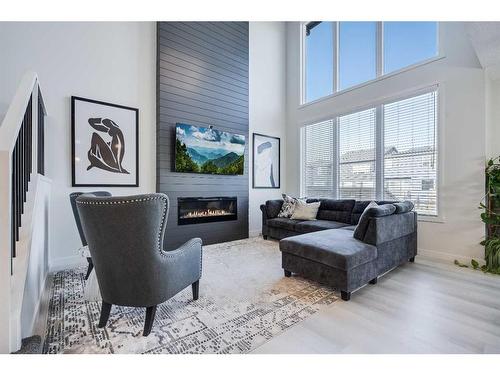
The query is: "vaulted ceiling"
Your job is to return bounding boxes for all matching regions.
[465,22,500,80]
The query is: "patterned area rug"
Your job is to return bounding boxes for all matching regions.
[43,237,338,354]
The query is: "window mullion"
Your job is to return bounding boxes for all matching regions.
[333,22,339,93]
[376,22,384,77]
[376,105,384,200]
[332,118,339,199]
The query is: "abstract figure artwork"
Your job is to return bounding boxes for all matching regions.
[252,133,280,189]
[72,97,138,187]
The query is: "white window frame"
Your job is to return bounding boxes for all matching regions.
[300,85,441,220]
[300,21,441,106]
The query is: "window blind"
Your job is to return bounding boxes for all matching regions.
[383,91,437,215]
[338,108,377,200]
[303,120,334,198]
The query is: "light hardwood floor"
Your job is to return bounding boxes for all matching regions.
[253,256,500,354]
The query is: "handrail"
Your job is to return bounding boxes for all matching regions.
[0,71,46,353]
[0,72,38,152]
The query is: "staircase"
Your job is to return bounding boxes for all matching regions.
[0,72,49,353]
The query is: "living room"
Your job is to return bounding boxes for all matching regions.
[0,0,499,372]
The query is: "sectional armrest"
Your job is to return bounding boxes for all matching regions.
[363,211,417,246]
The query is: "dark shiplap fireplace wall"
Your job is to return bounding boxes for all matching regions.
[156,22,249,250]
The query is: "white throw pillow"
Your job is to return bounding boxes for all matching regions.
[291,201,320,220]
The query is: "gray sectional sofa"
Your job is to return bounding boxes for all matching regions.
[260,198,417,301]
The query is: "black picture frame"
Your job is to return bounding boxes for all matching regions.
[252,133,280,189]
[71,96,139,187]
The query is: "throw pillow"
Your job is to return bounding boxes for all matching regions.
[353,201,378,240]
[291,201,320,220]
[278,194,299,218]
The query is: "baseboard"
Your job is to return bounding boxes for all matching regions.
[249,229,262,238]
[31,274,52,339]
[418,248,485,266]
[49,255,86,272]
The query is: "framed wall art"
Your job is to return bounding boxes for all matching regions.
[252,133,280,189]
[71,96,139,187]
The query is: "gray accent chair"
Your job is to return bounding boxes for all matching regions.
[69,191,112,280]
[76,193,202,336]
[261,198,417,301]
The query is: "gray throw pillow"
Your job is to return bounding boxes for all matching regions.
[394,201,414,214]
[353,201,378,240]
[353,202,397,241]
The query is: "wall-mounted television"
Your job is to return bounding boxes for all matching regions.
[175,123,245,175]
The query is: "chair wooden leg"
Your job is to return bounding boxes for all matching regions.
[409,256,415,263]
[284,270,292,277]
[341,291,351,301]
[192,280,199,301]
[143,306,157,337]
[85,258,94,280]
[98,301,112,328]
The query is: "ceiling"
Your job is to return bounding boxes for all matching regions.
[465,22,500,80]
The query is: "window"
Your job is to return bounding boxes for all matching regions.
[301,89,438,217]
[302,120,334,198]
[338,108,376,200]
[338,22,377,91]
[384,22,438,74]
[305,22,334,102]
[302,22,438,103]
[384,91,438,215]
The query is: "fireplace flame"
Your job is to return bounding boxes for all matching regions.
[180,208,234,219]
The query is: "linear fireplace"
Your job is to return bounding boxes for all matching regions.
[178,196,237,225]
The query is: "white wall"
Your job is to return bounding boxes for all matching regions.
[285,22,487,262]
[249,22,287,236]
[485,74,500,159]
[0,22,157,269]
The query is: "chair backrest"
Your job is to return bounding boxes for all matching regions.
[75,193,169,306]
[69,191,112,246]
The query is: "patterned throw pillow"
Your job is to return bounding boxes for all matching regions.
[278,194,300,218]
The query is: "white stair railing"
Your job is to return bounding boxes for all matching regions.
[0,71,46,353]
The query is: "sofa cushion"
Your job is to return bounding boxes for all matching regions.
[267,218,303,231]
[351,200,395,225]
[394,201,414,214]
[295,220,349,233]
[353,204,397,241]
[280,229,377,271]
[306,199,355,224]
[265,199,284,219]
[340,225,357,231]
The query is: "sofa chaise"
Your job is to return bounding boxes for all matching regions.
[260,198,417,301]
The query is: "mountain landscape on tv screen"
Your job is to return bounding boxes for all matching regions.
[175,124,245,175]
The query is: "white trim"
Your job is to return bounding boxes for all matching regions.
[49,255,86,272]
[300,55,445,108]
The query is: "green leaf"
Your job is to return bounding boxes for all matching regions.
[471,259,479,269]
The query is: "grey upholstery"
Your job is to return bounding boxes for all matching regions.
[394,201,415,214]
[266,218,303,231]
[69,191,112,279]
[307,199,355,223]
[264,197,418,301]
[70,191,112,246]
[280,229,377,270]
[295,220,348,233]
[351,200,396,225]
[76,193,202,336]
[353,203,397,241]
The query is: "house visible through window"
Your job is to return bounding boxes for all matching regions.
[301,90,438,216]
[303,21,438,103]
